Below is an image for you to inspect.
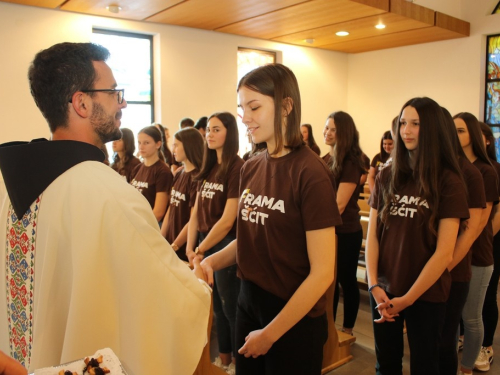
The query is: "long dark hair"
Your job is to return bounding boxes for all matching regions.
[379,130,393,163]
[154,123,173,165]
[111,128,136,173]
[301,124,319,150]
[174,127,204,171]
[325,111,366,180]
[479,122,497,162]
[138,125,165,162]
[453,113,492,167]
[237,63,302,156]
[196,112,239,182]
[381,97,464,235]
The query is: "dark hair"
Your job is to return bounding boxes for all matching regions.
[28,42,110,132]
[391,116,399,138]
[111,128,136,173]
[153,123,173,165]
[381,97,464,235]
[194,117,208,131]
[139,125,165,162]
[439,107,466,159]
[453,112,492,166]
[174,128,204,170]
[325,111,366,179]
[379,130,393,163]
[301,124,319,150]
[479,121,497,161]
[196,112,239,182]
[237,63,302,156]
[179,117,194,128]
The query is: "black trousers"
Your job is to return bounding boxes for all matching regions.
[235,280,327,375]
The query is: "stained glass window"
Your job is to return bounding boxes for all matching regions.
[237,48,276,155]
[486,34,500,126]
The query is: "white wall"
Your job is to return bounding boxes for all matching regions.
[348,0,500,159]
[0,2,347,157]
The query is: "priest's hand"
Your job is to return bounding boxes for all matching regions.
[0,351,27,375]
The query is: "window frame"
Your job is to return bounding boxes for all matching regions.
[92,28,155,122]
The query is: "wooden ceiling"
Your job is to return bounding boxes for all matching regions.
[2,0,470,53]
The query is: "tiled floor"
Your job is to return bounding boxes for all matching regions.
[210,288,500,374]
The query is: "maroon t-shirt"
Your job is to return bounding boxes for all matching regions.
[111,156,141,183]
[370,153,387,178]
[165,169,197,261]
[451,157,486,282]
[470,158,499,267]
[130,160,173,209]
[237,146,342,317]
[323,154,362,233]
[197,156,244,236]
[369,167,469,302]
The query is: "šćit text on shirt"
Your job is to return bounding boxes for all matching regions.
[239,189,285,225]
[170,189,186,207]
[390,194,429,218]
[201,181,223,199]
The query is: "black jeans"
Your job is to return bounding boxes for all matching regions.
[370,293,446,375]
[235,280,327,375]
[334,230,363,328]
[439,281,470,375]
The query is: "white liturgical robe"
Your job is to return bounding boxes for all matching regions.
[0,140,211,374]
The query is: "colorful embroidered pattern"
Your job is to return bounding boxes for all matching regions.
[5,197,40,368]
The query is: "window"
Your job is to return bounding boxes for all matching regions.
[237,48,276,156]
[91,29,154,141]
[485,34,500,160]
[493,1,500,14]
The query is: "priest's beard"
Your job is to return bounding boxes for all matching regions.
[90,101,122,144]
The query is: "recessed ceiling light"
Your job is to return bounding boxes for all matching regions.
[336,31,349,37]
[106,5,122,13]
[304,38,315,44]
[375,24,386,29]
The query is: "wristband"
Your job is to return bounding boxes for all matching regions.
[368,283,383,293]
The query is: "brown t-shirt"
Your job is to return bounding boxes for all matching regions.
[197,156,244,236]
[165,169,197,261]
[369,167,469,303]
[323,154,362,233]
[370,153,387,178]
[130,160,173,209]
[451,157,486,282]
[111,156,141,183]
[470,158,499,267]
[237,146,342,317]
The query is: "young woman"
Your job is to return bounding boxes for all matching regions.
[454,113,498,375]
[130,125,173,223]
[438,107,485,375]
[323,111,366,335]
[186,112,244,373]
[110,128,141,182]
[367,130,394,192]
[154,123,174,167]
[475,122,500,371]
[300,123,321,155]
[160,127,204,262]
[366,97,469,375]
[200,64,340,375]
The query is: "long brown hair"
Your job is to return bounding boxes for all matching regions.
[325,111,366,180]
[237,63,302,156]
[174,127,204,171]
[381,97,464,235]
[111,128,136,173]
[196,112,239,182]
